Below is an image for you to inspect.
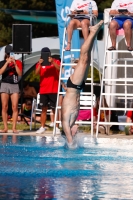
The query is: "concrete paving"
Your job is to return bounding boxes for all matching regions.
[1,130,133,140]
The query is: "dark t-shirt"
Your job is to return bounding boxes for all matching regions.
[0,60,22,84]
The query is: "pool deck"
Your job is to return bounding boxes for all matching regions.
[0,130,133,140]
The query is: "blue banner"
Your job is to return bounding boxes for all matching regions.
[55,0,80,82]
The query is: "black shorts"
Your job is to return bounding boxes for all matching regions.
[40,93,57,109]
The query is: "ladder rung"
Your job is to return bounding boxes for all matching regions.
[99,108,133,111]
[104,64,133,67]
[75,121,92,124]
[63,49,80,52]
[57,92,65,95]
[103,78,133,81]
[104,83,133,86]
[80,92,93,95]
[102,93,133,96]
[106,50,132,53]
[62,63,77,66]
[79,107,92,109]
[98,122,133,126]
[60,78,92,81]
[116,97,133,99]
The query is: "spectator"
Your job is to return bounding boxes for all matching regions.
[125,109,133,135]
[35,47,61,134]
[22,81,37,101]
[18,99,40,123]
[93,96,110,134]
[0,45,22,133]
[108,0,133,51]
[65,0,98,51]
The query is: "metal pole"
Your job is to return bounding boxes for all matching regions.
[20,53,24,112]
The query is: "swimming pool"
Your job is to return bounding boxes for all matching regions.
[0,134,133,199]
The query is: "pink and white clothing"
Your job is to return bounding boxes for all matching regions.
[111,0,133,13]
[70,0,98,12]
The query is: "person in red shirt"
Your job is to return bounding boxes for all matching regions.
[125,110,133,135]
[0,45,22,133]
[35,47,60,134]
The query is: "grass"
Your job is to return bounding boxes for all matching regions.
[0,121,51,131]
[0,120,123,134]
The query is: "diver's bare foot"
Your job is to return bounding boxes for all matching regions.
[12,129,19,134]
[65,42,71,51]
[89,20,104,35]
[0,129,8,133]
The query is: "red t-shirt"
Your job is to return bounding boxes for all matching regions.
[126,111,133,122]
[93,107,109,122]
[36,59,60,94]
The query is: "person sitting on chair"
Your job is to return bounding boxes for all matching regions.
[108,0,133,51]
[61,20,103,147]
[18,99,40,123]
[65,0,98,51]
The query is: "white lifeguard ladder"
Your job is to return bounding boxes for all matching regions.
[53,13,101,137]
[96,9,133,137]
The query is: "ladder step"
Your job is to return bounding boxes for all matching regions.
[98,122,133,126]
[104,83,133,86]
[62,63,93,66]
[104,64,133,67]
[99,108,133,111]
[75,121,92,124]
[57,106,93,110]
[60,77,92,81]
[106,50,132,53]
[63,49,80,52]
[102,93,133,96]
[103,78,133,81]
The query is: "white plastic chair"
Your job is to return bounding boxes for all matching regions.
[30,93,52,130]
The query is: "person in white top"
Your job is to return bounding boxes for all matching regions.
[108,0,133,51]
[65,0,98,51]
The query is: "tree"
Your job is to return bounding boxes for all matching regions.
[98,0,113,12]
[0,0,57,47]
[0,0,113,46]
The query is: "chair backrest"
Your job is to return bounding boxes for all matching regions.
[80,94,96,108]
[36,93,40,108]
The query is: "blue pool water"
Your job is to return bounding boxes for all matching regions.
[0,134,133,199]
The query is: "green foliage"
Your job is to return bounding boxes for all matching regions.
[88,66,101,82]
[98,0,113,12]
[0,0,57,47]
[0,0,113,46]
[25,70,40,82]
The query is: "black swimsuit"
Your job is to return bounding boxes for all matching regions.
[67,77,85,90]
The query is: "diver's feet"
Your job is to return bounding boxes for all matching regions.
[89,20,104,35]
[66,136,78,149]
[66,140,78,149]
